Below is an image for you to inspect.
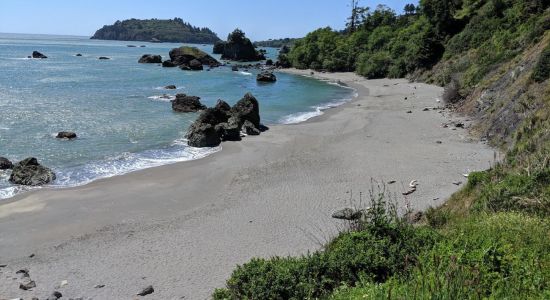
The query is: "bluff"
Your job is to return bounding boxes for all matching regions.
[91,18,220,44]
[213,29,265,61]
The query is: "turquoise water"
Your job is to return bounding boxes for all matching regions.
[0,33,353,199]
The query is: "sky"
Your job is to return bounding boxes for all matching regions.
[0,0,416,41]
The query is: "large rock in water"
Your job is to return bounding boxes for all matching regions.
[185,93,263,147]
[231,93,261,129]
[0,157,13,170]
[162,60,177,67]
[32,51,47,59]
[171,94,207,112]
[9,157,56,186]
[189,59,203,70]
[138,54,162,63]
[186,108,227,147]
[256,71,277,82]
[214,29,265,61]
[169,46,220,69]
[56,131,77,139]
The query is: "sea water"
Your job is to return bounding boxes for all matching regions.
[0,33,353,199]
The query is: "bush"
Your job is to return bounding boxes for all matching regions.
[532,41,550,82]
[213,188,439,299]
[329,212,550,299]
[356,51,392,79]
[425,206,450,228]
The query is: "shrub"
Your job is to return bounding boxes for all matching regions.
[213,187,439,299]
[356,51,392,79]
[425,206,450,228]
[532,41,550,82]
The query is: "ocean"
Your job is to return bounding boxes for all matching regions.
[0,33,354,199]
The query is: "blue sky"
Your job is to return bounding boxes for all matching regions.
[0,0,416,40]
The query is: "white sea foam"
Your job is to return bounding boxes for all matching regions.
[148,95,175,102]
[0,142,221,200]
[239,71,252,76]
[279,98,352,124]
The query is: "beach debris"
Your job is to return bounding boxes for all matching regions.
[28,253,35,258]
[436,140,443,144]
[19,280,36,290]
[402,188,416,196]
[16,269,29,278]
[404,97,408,100]
[387,180,396,184]
[433,197,440,201]
[137,285,154,296]
[94,284,105,288]
[47,291,62,300]
[406,110,412,113]
[422,107,431,111]
[455,122,465,128]
[403,180,418,196]
[0,264,7,268]
[453,181,463,186]
[57,279,68,288]
[462,173,470,178]
[56,131,77,139]
[332,208,363,221]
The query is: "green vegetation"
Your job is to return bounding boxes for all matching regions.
[90,18,220,43]
[215,0,550,298]
[253,38,300,48]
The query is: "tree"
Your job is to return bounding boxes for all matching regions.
[228,29,245,43]
[404,3,417,15]
[346,0,360,33]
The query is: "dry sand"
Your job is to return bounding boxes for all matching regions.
[0,70,494,299]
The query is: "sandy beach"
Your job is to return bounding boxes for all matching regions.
[0,71,494,299]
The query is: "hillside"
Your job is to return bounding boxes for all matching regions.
[215,1,550,299]
[253,37,300,48]
[90,18,220,43]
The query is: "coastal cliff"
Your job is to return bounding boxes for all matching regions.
[91,18,220,43]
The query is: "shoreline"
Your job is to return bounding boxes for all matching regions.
[0,71,356,202]
[0,71,495,299]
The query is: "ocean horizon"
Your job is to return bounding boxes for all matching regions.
[0,33,354,199]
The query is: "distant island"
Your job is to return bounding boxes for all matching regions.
[253,38,300,48]
[91,18,220,43]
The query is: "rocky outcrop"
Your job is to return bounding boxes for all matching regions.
[214,29,265,61]
[189,59,203,70]
[231,93,261,129]
[32,51,47,59]
[164,85,177,89]
[75,53,82,57]
[162,60,177,67]
[138,54,162,63]
[256,71,277,82]
[171,94,207,112]
[242,120,260,135]
[186,93,264,147]
[9,157,56,186]
[56,131,77,139]
[98,57,110,60]
[168,46,220,70]
[0,157,13,170]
